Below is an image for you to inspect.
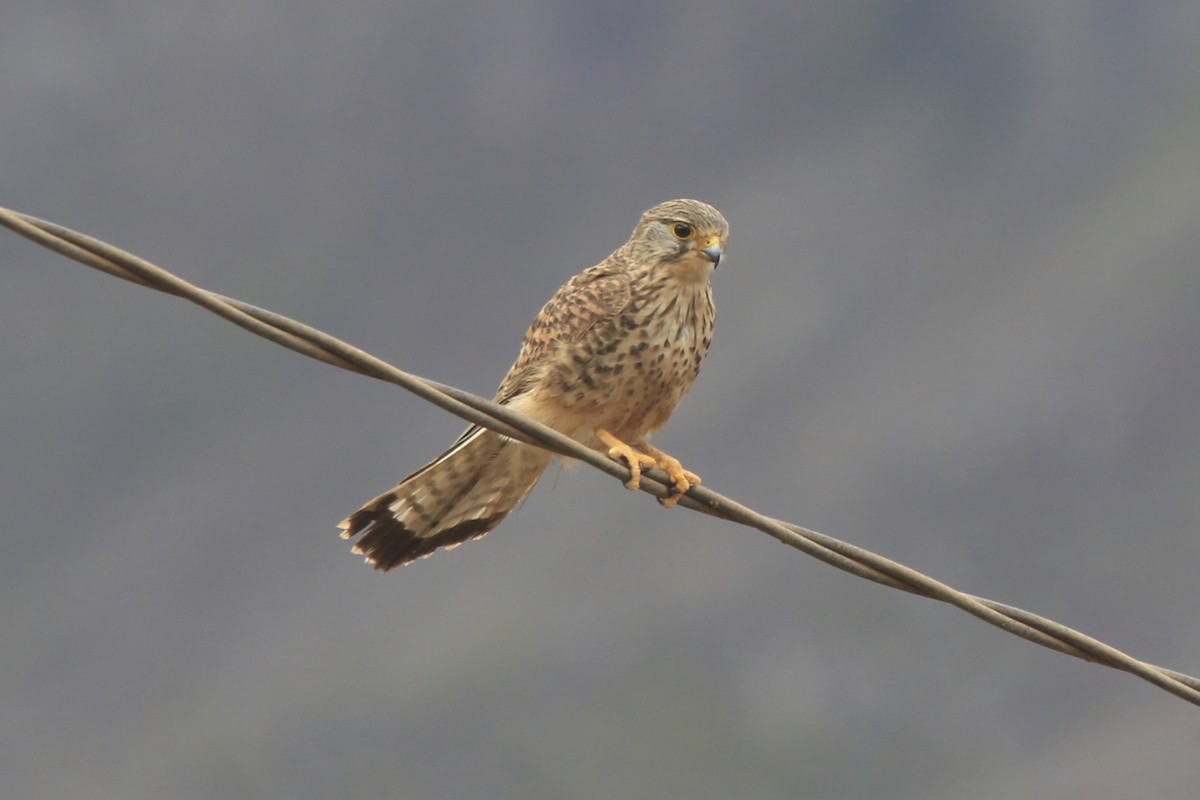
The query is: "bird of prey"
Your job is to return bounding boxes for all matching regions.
[339,199,728,570]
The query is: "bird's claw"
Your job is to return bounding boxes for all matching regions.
[642,446,700,507]
[607,441,658,491]
[595,428,700,506]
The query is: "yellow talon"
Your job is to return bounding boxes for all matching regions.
[594,429,700,506]
[596,428,657,490]
[636,441,701,507]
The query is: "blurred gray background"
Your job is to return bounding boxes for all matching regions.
[3,2,1199,798]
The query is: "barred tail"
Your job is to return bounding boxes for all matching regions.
[338,427,551,570]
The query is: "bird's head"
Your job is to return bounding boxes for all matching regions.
[626,199,729,283]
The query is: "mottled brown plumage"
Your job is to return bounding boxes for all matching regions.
[339,199,729,570]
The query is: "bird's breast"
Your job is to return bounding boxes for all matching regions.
[530,280,714,444]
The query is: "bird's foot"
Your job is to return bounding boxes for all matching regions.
[594,429,699,507]
[596,428,659,491]
[634,441,700,507]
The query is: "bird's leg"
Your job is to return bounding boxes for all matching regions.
[595,429,700,507]
[632,440,700,508]
[595,427,658,491]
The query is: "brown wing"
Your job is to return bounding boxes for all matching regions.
[495,262,632,403]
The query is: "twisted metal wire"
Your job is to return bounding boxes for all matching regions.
[3,206,1197,707]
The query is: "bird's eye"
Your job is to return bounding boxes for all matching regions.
[671,222,694,240]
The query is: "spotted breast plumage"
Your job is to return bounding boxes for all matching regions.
[339,199,729,570]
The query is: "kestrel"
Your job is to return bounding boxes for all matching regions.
[339,199,729,570]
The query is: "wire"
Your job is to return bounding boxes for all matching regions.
[3,205,1198,707]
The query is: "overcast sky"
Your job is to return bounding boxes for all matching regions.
[3,3,1200,799]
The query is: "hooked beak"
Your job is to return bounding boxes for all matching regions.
[699,236,723,267]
